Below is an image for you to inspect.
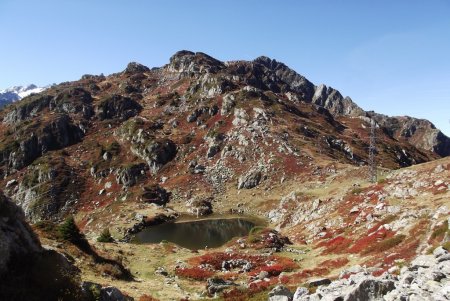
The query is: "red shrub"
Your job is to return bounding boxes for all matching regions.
[139,295,160,301]
[175,267,214,281]
[318,236,352,254]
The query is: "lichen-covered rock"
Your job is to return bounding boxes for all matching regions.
[221,93,236,115]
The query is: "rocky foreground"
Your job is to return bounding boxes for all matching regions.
[269,245,450,300]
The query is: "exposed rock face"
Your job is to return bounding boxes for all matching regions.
[238,169,262,189]
[115,118,177,173]
[0,193,41,275]
[312,84,364,116]
[141,185,171,206]
[0,193,82,301]
[253,56,315,100]
[167,50,225,75]
[3,94,53,124]
[115,163,147,187]
[96,94,142,121]
[123,62,150,74]
[371,113,450,157]
[268,285,294,301]
[50,87,94,118]
[12,156,84,222]
[0,114,84,171]
[206,277,236,294]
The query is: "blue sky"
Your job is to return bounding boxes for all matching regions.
[1,0,450,135]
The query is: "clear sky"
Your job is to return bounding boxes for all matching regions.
[1,0,450,135]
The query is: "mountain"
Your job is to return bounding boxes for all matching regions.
[0,50,448,221]
[0,51,449,300]
[0,84,46,108]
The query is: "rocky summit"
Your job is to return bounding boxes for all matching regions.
[0,51,449,300]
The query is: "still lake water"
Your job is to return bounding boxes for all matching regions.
[132,218,257,249]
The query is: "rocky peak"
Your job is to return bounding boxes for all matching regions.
[312,84,364,116]
[253,56,315,101]
[166,50,225,74]
[123,62,150,74]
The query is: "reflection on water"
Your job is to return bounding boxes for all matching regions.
[132,218,256,249]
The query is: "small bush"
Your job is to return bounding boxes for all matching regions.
[97,228,114,243]
[139,295,160,301]
[351,187,363,195]
[98,263,125,279]
[58,216,83,243]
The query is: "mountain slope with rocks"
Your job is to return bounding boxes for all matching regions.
[1,50,449,300]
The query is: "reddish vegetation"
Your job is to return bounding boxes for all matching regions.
[174,267,214,281]
[278,257,347,285]
[138,295,160,301]
[349,227,394,254]
[223,277,279,301]
[188,252,297,275]
[318,236,353,254]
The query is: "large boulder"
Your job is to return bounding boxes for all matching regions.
[0,193,82,301]
[268,285,293,301]
[206,277,236,295]
[141,185,171,206]
[189,197,213,216]
[123,62,150,74]
[237,169,262,189]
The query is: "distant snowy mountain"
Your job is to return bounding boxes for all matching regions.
[0,84,47,108]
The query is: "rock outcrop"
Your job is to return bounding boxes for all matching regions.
[0,192,82,301]
[115,118,177,173]
[96,94,142,121]
[291,249,450,300]
[0,113,84,171]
